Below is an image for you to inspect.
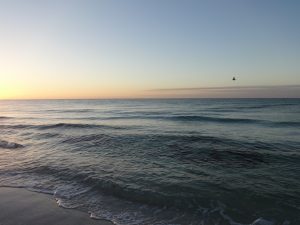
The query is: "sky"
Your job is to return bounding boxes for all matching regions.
[0,0,299,99]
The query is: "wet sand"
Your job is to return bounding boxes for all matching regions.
[0,187,113,225]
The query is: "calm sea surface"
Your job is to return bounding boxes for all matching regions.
[0,99,299,225]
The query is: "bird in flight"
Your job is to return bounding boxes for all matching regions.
[232,76,236,81]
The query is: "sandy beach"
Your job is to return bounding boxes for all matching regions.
[0,187,113,225]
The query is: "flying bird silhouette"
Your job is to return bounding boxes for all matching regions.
[232,76,236,81]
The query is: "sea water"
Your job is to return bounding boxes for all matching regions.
[0,99,299,225]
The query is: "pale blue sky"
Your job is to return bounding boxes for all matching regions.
[0,0,299,98]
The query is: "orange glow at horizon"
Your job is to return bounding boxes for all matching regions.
[0,76,143,99]
[0,85,142,100]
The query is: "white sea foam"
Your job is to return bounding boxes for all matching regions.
[251,218,274,225]
[56,198,79,209]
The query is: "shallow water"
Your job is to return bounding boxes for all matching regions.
[0,99,299,225]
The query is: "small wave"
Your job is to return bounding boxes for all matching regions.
[0,124,32,129]
[223,103,298,110]
[101,114,300,127]
[168,115,259,123]
[36,123,123,130]
[273,121,300,127]
[38,123,100,129]
[102,115,261,124]
[0,123,123,130]
[0,140,24,149]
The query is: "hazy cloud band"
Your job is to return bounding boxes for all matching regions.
[144,85,300,98]
[148,85,300,92]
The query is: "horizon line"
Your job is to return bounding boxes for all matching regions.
[1,97,300,101]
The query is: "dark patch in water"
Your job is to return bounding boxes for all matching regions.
[102,115,261,124]
[0,123,124,130]
[44,109,95,113]
[208,150,266,166]
[0,124,33,129]
[0,116,12,119]
[37,123,109,129]
[34,132,61,139]
[60,133,112,145]
[0,140,24,149]
[168,115,260,123]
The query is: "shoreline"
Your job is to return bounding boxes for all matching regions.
[0,187,113,225]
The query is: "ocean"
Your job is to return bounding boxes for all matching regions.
[0,99,299,225]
